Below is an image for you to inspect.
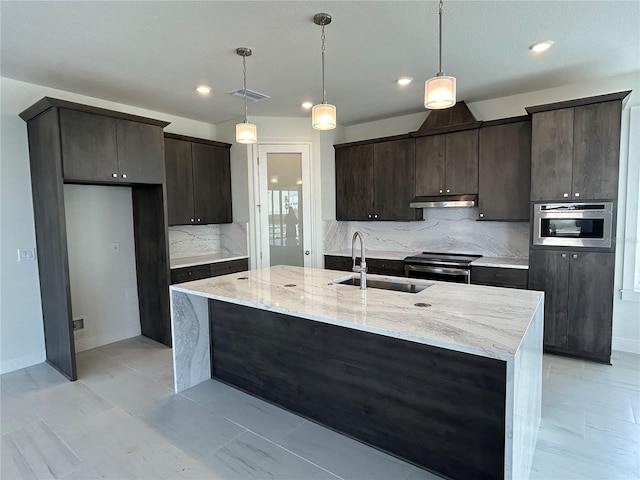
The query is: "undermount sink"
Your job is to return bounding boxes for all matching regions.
[335,277,432,294]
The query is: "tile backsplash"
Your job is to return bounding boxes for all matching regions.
[324,208,530,258]
[168,222,249,259]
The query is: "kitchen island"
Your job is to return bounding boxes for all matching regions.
[170,265,544,480]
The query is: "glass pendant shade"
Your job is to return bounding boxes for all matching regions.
[424,75,456,109]
[236,122,257,144]
[312,103,336,130]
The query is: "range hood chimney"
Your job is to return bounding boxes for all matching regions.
[410,101,481,208]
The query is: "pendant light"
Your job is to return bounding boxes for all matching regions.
[235,47,257,144]
[425,0,456,110]
[312,13,336,130]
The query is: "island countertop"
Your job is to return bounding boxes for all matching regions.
[171,265,543,361]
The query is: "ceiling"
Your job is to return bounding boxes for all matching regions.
[2,1,639,127]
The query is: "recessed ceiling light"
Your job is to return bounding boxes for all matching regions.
[529,40,554,53]
[196,85,211,95]
[397,77,413,86]
[301,101,313,109]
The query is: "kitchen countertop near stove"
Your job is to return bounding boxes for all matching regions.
[325,249,528,269]
[470,257,529,270]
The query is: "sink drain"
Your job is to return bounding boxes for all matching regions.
[237,277,248,280]
[284,284,297,288]
[414,302,432,308]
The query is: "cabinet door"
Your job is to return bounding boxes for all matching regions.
[335,145,374,220]
[192,143,232,224]
[373,139,417,221]
[59,109,118,182]
[572,102,621,200]
[478,121,531,220]
[116,119,165,184]
[324,255,352,272]
[531,108,574,201]
[567,252,614,362]
[415,135,446,196]
[164,138,194,226]
[445,130,479,195]
[528,249,570,348]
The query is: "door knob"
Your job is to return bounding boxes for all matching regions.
[121,174,127,179]
[111,173,117,178]
[305,250,310,255]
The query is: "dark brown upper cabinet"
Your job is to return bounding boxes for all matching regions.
[164,134,232,226]
[478,118,531,221]
[528,94,627,202]
[59,108,164,184]
[415,129,479,196]
[335,137,421,221]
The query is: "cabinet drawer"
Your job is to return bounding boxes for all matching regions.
[170,264,212,284]
[210,258,248,277]
[471,266,528,289]
[366,258,405,276]
[324,255,353,272]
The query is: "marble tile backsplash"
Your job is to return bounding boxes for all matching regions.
[324,208,530,258]
[168,223,249,259]
[168,225,221,259]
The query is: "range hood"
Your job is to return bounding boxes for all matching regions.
[410,194,476,208]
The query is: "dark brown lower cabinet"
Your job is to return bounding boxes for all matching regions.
[528,249,614,363]
[470,266,528,289]
[324,255,405,276]
[170,258,248,285]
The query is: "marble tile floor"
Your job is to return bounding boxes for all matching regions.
[1,336,638,480]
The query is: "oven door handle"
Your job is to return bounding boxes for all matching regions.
[404,264,471,277]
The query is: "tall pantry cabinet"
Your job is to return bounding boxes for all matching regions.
[526,91,630,364]
[20,98,171,380]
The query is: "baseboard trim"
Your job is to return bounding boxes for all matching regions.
[74,327,142,353]
[612,337,640,355]
[0,352,46,375]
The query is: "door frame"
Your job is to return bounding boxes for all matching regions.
[248,143,317,269]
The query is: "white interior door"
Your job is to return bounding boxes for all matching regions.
[255,144,312,268]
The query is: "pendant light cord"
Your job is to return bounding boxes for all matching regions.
[438,0,444,75]
[321,24,327,104]
[242,54,248,123]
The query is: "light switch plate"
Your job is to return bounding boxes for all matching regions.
[17,248,36,262]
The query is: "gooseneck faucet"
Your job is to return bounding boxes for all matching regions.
[351,230,367,290]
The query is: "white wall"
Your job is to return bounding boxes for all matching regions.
[338,72,640,354]
[64,185,141,352]
[0,77,219,373]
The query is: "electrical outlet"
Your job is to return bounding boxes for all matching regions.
[111,242,120,253]
[17,248,36,262]
[72,318,84,331]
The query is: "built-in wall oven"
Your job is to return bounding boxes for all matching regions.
[403,253,482,283]
[532,202,613,248]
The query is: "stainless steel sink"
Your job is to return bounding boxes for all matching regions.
[336,277,431,293]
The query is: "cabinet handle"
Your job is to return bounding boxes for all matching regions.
[197,218,201,222]
[561,253,567,258]
[368,214,372,219]
[121,174,127,179]
[479,213,484,218]
[111,173,117,178]
[574,192,580,197]
[563,193,569,198]
[374,214,378,219]
[439,189,443,194]
[190,218,195,222]
[446,189,450,193]
[572,254,578,259]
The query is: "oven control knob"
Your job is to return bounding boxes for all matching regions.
[561,253,567,258]
[574,192,580,197]
[563,193,569,198]
[368,214,372,219]
[439,189,443,194]
[374,214,378,219]
[479,213,484,218]
[572,254,578,259]
[446,189,450,193]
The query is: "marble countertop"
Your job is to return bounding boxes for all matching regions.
[171,265,543,361]
[170,253,249,269]
[471,257,529,269]
[324,249,419,261]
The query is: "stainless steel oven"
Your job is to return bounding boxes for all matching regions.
[404,253,482,283]
[533,202,613,248]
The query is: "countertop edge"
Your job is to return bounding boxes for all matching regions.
[170,254,249,269]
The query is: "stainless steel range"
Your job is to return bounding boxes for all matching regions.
[403,252,482,284]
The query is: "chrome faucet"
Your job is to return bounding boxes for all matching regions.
[351,230,367,290]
